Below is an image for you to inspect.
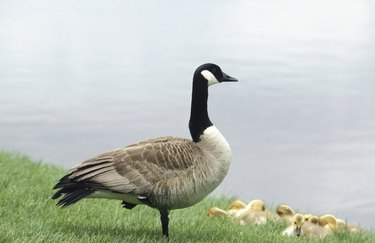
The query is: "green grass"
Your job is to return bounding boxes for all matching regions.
[0,151,374,242]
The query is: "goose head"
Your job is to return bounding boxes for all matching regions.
[276,204,296,217]
[228,199,247,210]
[189,63,237,143]
[194,63,238,86]
[292,214,305,237]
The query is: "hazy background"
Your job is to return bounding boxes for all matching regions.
[1,0,374,228]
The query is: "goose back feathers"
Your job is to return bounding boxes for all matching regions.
[53,133,230,209]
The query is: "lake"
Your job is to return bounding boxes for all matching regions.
[1,0,374,229]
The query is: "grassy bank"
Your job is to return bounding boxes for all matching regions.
[0,152,374,242]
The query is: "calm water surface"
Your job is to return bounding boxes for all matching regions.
[1,0,375,228]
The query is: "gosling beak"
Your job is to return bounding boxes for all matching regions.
[221,72,238,82]
[295,227,301,237]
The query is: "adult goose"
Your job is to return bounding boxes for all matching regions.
[52,63,238,237]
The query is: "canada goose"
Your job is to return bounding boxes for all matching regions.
[51,63,238,237]
[283,213,333,239]
[207,207,229,218]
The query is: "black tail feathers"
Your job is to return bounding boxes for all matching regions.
[52,174,96,207]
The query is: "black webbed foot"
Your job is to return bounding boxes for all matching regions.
[121,201,137,210]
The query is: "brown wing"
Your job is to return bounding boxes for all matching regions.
[67,136,202,195]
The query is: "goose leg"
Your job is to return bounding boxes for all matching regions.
[159,209,170,237]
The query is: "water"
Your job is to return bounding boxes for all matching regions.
[1,0,375,229]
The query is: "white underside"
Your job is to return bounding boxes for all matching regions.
[88,190,143,205]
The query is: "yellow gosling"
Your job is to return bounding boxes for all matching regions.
[239,211,279,225]
[335,218,361,234]
[304,214,319,225]
[283,213,334,239]
[319,214,364,235]
[207,207,229,218]
[318,214,363,234]
[228,199,264,218]
[248,199,266,212]
[336,218,347,231]
[235,199,280,225]
[228,199,246,210]
[276,204,295,218]
[318,214,337,229]
[276,204,296,223]
[233,199,266,218]
[347,223,361,234]
[283,213,304,237]
[227,199,247,216]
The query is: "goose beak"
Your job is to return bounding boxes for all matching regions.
[295,227,301,237]
[221,72,238,82]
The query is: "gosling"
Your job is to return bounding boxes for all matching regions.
[283,213,334,239]
[207,207,229,218]
[236,200,278,225]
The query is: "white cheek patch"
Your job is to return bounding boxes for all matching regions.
[201,70,219,86]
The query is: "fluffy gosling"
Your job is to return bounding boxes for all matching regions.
[228,199,247,210]
[276,204,295,218]
[283,213,334,239]
[207,207,229,218]
[236,199,279,225]
[304,213,319,225]
[231,199,266,218]
[319,214,360,234]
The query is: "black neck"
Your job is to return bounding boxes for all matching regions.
[189,75,213,142]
